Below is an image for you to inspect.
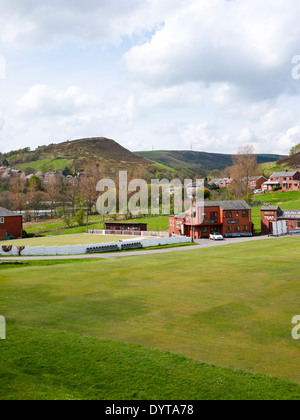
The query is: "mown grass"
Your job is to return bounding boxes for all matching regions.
[1,323,299,400]
[0,237,299,399]
[24,215,170,236]
[0,234,134,247]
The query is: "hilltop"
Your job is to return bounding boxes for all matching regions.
[1,137,155,177]
[136,150,285,173]
[0,138,288,179]
[260,152,300,177]
[277,152,300,169]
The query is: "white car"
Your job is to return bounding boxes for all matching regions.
[209,232,224,241]
[254,189,263,194]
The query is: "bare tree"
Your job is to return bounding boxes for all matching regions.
[80,165,101,230]
[10,174,27,213]
[44,175,62,218]
[229,145,258,198]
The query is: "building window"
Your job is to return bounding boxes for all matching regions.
[242,211,248,217]
[176,222,181,229]
[226,226,232,233]
[226,212,232,218]
[234,226,240,232]
[210,212,218,221]
[202,227,208,233]
[0,217,4,224]
[243,225,249,232]
[296,221,300,229]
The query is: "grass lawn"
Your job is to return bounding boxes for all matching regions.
[0,237,300,400]
[0,234,134,247]
[1,324,299,400]
[24,215,170,236]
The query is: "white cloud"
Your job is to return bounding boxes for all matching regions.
[125,0,300,99]
[17,85,101,117]
[0,0,300,156]
[0,0,186,47]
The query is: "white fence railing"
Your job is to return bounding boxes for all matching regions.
[87,229,170,238]
[0,236,191,257]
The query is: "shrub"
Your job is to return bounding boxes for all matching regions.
[21,230,35,239]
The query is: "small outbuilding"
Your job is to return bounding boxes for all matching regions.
[0,207,23,240]
[261,206,300,235]
[104,222,148,234]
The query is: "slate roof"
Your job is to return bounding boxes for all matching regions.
[201,200,251,211]
[0,207,19,217]
[278,210,300,220]
[174,212,188,219]
[270,171,300,178]
[261,206,280,211]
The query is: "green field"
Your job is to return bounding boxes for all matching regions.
[0,234,135,247]
[16,158,72,173]
[0,238,300,400]
[24,215,170,236]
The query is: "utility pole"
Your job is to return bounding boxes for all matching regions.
[191,191,196,243]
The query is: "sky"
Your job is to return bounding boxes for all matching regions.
[0,0,300,155]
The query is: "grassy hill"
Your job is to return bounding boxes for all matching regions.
[3,138,155,177]
[136,150,285,174]
[277,152,300,169]
[2,139,287,179]
[260,153,300,177]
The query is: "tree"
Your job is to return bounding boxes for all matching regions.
[24,167,35,176]
[10,175,27,213]
[44,175,62,218]
[1,159,9,167]
[229,145,258,198]
[28,175,42,191]
[290,143,300,156]
[27,190,47,219]
[79,165,101,230]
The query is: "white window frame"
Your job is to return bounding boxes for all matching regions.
[0,217,4,224]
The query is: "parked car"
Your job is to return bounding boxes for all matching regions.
[209,232,224,241]
[254,189,263,194]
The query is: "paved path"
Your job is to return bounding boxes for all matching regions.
[0,235,284,261]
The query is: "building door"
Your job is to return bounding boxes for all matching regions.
[0,228,6,240]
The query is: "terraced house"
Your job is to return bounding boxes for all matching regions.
[169,200,253,239]
[262,170,300,191]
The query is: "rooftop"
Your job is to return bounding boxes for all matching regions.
[278,210,300,220]
[201,200,251,211]
[0,207,19,217]
[270,171,300,178]
[261,206,280,211]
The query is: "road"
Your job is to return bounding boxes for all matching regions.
[0,235,284,261]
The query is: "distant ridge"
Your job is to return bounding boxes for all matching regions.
[135,150,286,172]
[1,138,288,178]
